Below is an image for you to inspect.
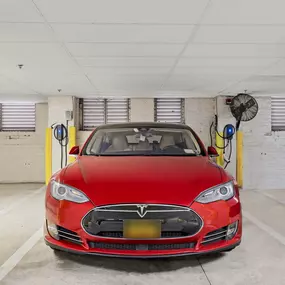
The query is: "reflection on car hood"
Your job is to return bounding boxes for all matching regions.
[62,156,224,207]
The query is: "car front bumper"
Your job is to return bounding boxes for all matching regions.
[44,190,242,258]
[44,237,241,258]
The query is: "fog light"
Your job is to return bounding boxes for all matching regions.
[226,221,238,240]
[47,220,59,240]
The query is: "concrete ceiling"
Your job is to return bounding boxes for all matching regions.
[1,0,285,101]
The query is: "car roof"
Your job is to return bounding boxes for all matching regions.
[95,122,190,130]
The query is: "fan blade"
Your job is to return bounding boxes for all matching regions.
[244,98,255,109]
[230,93,258,122]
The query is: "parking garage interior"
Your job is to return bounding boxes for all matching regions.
[1,0,285,284]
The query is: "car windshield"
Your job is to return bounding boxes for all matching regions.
[82,127,203,156]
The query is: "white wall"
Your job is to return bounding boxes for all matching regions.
[0,103,48,183]
[77,131,91,147]
[243,97,285,190]
[130,98,154,122]
[213,96,285,190]
[185,98,215,147]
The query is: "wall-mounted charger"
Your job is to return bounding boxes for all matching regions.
[65,110,73,121]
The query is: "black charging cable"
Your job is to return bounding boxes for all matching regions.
[224,140,232,169]
[52,123,69,168]
[210,122,230,150]
[210,117,235,169]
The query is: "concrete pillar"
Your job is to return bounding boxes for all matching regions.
[48,96,75,174]
[130,98,154,122]
[215,96,237,177]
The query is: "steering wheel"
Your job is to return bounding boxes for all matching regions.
[162,145,181,151]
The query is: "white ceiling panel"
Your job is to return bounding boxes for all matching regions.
[0,23,55,42]
[84,66,170,76]
[163,78,204,90]
[76,57,176,67]
[0,43,70,61]
[194,26,285,44]
[0,43,78,73]
[0,0,44,23]
[258,59,285,75]
[66,43,183,57]
[2,0,285,99]
[177,57,276,68]
[35,0,209,24]
[202,0,285,25]
[183,44,285,57]
[173,66,261,76]
[192,85,231,93]
[52,24,193,43]
[223,76,285,94]
[163,73,243,91]
[0,75,37,95]
[10,72,96,95]
[90,78,163,92]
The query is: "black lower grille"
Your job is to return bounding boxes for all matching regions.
[98,231,188,238]
[89,242,196,251]
[57,226,82,245]
[82,204,203,239]
[201,226,227,245]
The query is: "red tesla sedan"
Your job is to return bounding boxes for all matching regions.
[44,122,242,258]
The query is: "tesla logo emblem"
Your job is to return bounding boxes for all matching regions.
[136,205,148,218]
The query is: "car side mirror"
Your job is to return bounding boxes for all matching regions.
[69,146,80,156]
[208,146,219,157]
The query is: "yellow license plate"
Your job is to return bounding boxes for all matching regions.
[123,220,161,239]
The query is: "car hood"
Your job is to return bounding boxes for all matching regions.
[62,156,225,207]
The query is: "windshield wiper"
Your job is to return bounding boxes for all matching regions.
[96,153,143,156]
[89,153,199,157]
[147,153,199,156]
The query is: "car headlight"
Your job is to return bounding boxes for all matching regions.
[50,181,89,203]
[195,181,234,204]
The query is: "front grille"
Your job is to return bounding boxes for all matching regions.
[201,226,228,245]
[98,231,188,238]
[89,241,196,251]
[82,204,203,239]
[57,226,82,245]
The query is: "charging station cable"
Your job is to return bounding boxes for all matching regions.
[210,116,235,169]
[52,122,69,169]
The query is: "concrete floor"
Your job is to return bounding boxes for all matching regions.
[0,184,285,285]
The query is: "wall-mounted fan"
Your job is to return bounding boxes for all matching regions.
[230,93,259,130]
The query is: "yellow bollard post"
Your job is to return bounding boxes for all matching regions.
[215,132,224,166]
[236,130,243,188]
[45,128,52,185]
[68,126,76,164]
